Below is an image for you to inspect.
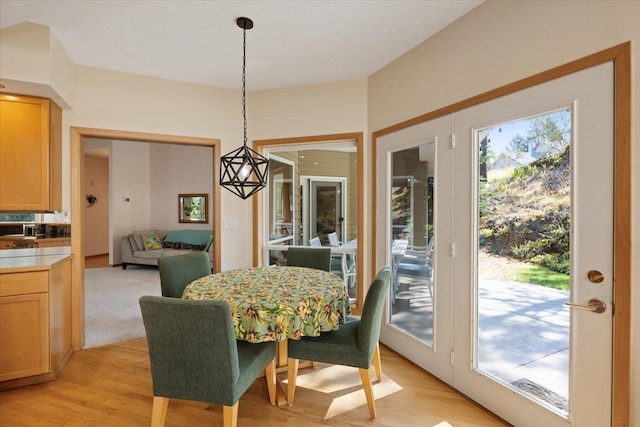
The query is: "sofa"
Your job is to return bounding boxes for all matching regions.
[120,229,213,270]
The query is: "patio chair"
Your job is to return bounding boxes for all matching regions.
[395,237,434,301]
[327,232,341,247]
[286,267,391,420]
[342,252,357,294]
[157,251,211,298]
[308,236,322,247]
[287,246,331,272]
[139,296,277,427]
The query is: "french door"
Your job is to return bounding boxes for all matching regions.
[377,62,614,426]
[377,115,453,383]
[302,177,346,245]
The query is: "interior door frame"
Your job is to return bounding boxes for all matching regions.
[253,132,365,313]
[70,127,221,351]
[303,176,347,244]
[371,42,631,425]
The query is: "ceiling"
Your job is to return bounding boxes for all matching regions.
[0,0,482,92]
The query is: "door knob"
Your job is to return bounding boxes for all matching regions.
[565,298,607,314]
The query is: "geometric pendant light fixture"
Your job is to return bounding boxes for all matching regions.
[220,17,269,199]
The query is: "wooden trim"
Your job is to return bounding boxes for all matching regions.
[612,42,632,427]
[371,42,631,426]
[253,132,365,313]
[371,137,378,281]
[70,127,221,351]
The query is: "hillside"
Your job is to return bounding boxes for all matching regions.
[479,146,570,274]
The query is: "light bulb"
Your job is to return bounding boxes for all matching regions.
[238,162,252,180]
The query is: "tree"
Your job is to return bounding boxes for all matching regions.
[526,114,570,155]
[507,134,529,154]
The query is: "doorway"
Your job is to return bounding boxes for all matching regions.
[83,142,110,267]
[69,127,221,351]
[375,47,631,426]
[302,177,346,245]
[254,133,365,312]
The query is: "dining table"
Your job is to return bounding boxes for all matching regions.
[182,265,350,405]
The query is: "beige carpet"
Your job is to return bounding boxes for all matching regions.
[84,266,161,348]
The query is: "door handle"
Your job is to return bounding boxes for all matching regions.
[564,298,606,314]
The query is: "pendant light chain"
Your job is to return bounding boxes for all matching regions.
[219,16,269,200]
[242,25,247,147]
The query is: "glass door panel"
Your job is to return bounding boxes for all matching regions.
[377,115,453,384]
[390,147,435,345]
[267,156,295,266]
[453,62,613,426]
[310,180,343,244]
[476,110,571,412]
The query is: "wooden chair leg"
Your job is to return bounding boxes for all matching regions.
[372,342,382,382]
[287,358,299,406]
[151,396,169,427]
[265,357,277,405]
[359,367,376,420]
[223,402,239,427]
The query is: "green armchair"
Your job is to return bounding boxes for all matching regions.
[157,251,211,298]
[286,246,332,271]
[139,296,277,426]
[286,267,391,420]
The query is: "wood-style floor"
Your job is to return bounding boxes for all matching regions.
[0,339,507,426]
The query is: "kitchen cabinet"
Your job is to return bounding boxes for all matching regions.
[0,236,70,250]
[34,238,71,248]
[0,255,72,388]
[0,94,62,212]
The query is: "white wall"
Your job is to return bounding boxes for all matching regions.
[149,143,214,231]
[110,140,151,262]
[250,79,368,139]
[0,23,74,108]
[367,1,640,425]
[106,141,213,264]
[62,66,368,270]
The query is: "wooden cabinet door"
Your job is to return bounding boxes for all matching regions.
[0,239,14,250]
[0,94,62,211]
[36,239,71,248]
[0,293,49,381]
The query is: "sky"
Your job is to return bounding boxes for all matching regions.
[482,109,570,155]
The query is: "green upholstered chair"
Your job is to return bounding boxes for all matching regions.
[286,267,391,420]
[157,251,211,298]
[139,296,276,427]
[286,247,332,272]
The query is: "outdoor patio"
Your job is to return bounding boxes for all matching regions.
[389,273,570,410]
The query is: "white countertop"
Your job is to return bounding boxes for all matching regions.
[0,247,72,272]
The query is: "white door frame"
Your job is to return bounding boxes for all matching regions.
[371,44,632,426]
[301,175,347,245]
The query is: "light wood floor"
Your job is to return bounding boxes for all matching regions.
[0,340,507,426]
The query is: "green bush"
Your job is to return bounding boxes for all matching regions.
[531,252,570,275]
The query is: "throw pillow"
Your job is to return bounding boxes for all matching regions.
[128,235,141,251]
[143,234,162,250]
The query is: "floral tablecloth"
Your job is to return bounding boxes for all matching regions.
[182,266,349,343]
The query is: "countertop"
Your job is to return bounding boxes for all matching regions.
[0,234,71,242]
[0,247,72,273]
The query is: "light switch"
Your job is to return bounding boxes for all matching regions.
[223,219,239,230]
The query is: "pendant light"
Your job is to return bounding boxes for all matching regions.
[220,17,269,200]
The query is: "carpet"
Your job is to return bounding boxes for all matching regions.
[84,266,161,348]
